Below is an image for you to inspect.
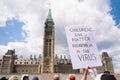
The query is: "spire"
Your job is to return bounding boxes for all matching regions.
[46,9,53,22]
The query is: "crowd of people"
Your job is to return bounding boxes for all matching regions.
[0,66,117,80]
[53,66,117,80]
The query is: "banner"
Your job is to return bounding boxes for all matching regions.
[65,25,102,69]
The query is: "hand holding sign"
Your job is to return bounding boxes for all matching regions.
[65,25,102,69]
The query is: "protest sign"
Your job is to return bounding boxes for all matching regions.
[89,68,98,79]
[65,25,102,69]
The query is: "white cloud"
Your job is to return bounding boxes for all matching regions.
[0,0,120,73]
[0,1,14,26]
[114,62,120,73]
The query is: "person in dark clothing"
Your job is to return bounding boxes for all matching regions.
[80,66,117,80]
[101,73,117,80]
[94,71,117,80]
[32,76,39,80]
[23,76,29,80]
[0,77,8,80]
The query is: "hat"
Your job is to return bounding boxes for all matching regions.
[101,74,116,80]
[21,74,29,80]
[103,71,110,74]
[9,75,19,80]
[69,74,75,80]
[53,74,59,80]
[1,77,8,80]
[32,76,39,80]
[94,73,117,80]
[23,76,29,80]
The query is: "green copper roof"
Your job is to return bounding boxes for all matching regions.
[47,9,53,21]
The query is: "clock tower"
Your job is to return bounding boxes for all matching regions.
[41,9,55,73]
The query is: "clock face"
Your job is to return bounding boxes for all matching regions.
[47,23,52,27]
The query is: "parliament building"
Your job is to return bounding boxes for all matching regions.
[0,9,114,74]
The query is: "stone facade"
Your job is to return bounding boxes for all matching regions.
[14,55,41,73]
[0,50,114,74]
[0,50,16,73]
[41,9,55,73]
[95,52,114,73]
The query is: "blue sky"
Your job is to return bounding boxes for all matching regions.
[0,19,25,45]
[110,0,120,27]
[0,0,120,73]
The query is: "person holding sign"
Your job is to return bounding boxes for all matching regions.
[81,66,117,80]
[94,71,117,80]
[81,66,89,80]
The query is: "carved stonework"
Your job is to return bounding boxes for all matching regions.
[41,9,55,73]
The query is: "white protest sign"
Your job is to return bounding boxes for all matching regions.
[65,25,102,69]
